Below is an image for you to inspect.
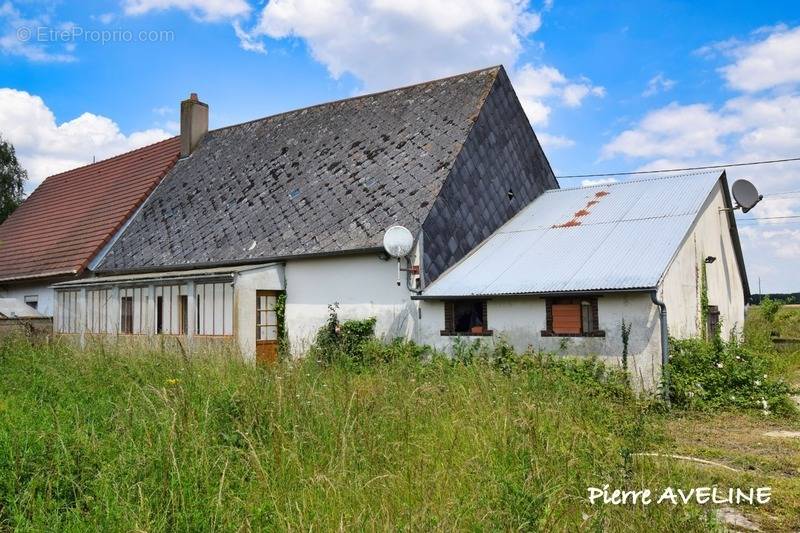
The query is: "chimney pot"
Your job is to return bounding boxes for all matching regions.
[180,93,208,157]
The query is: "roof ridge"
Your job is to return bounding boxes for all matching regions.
[549,170,722,192]
[44,136,179,183]
[208,65,503,135]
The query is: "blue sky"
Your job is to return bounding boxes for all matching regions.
[1,0,799,292]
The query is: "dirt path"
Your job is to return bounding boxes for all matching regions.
[665,409,800,530]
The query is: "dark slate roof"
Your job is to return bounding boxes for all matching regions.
[99,67,501,272]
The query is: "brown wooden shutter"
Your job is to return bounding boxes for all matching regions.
[552,303,581,334]
[442,301,454,334]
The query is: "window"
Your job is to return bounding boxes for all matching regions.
[121,296,134,334]
[441,299,491,336]
[707,305,720,338]
[156,296,164,333]
[178,295,189,335]
[24,295,38,310]
[542,297,605,337]
[256,292,278,341]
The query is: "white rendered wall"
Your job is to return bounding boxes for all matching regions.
[235,264,285,361]
[0,283,55,316]
[283,254,419,356]
[419,292,662,391]
[660,182,747,339]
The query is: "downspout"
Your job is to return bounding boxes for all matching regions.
[650,290,670,406]
[404,256,423,345]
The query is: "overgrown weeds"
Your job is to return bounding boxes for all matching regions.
[0,335,720,531]
[667,335,795,415]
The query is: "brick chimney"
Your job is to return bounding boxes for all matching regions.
[180,92,208,157]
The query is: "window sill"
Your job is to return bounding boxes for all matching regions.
[540,330,606,338]
[440,330,494,337]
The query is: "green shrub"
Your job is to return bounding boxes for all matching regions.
[667,336,794,414]
[309,303,378,365]
[760,295,784,326]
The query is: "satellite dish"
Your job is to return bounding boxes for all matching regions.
[731,179,763,213]
[382,226,414,258]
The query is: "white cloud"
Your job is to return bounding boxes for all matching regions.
[720,25,800,92]
[122,0,251,21]
[253,0,541,91]
[602,103,741,160]
[0,89,171,192]
[642,73,675,97]
[0,1,75,62]
[603,24,800,291]
[512,64,604,126]
[562,82,604,107]
[122,0,261,59]
[93,12,116,24]
[248,0,603,143]
[581,177,617,187]
[537,132,574,149]
[233,20,266,54]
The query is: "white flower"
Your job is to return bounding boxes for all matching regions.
[716,362,724,368]
[754,380,761,386]
[735,355,741,361]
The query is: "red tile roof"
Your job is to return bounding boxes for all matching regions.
[0,137,180,282]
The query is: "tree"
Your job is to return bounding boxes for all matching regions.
[0,135,27,224]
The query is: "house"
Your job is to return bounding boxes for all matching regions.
[45,65,749,390]
[414,172,749,390]
[51,66,558,361]
[0,136,181,315]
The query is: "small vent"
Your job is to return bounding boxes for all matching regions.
[288,188,301,200]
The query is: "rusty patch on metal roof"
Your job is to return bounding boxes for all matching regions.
[552,191,610,229]
[552,219,582,228]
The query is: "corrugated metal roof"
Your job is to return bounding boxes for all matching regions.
[421,173,721,297]
[52,263,277,288]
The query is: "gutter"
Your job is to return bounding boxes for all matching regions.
[411,287,656,300]
[650,290,670,406]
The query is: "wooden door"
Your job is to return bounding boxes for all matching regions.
[255,291,279,364]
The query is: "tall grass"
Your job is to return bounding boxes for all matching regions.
[0,337,721,531]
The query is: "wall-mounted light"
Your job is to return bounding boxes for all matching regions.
[704,256,717,264]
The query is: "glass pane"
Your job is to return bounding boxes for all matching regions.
[267,295,276,311]
[257,310,267,326]
[258,295,267,310]
[266,326,278,340]
[257,326,267,340]
[266,310,277,326]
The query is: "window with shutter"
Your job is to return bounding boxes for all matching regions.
[552,303,581,334]
[441,299,492,336]
[542,297,605,337]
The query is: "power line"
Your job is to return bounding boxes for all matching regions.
[738,215,800,221]
[764,189,800,197]
[555,156,800,179]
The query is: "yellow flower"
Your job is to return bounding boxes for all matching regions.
[165,378,180,386]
